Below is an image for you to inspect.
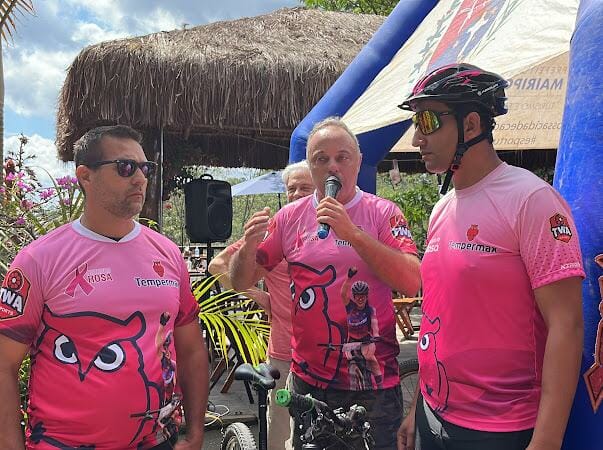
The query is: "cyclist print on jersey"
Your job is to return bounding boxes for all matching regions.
[341,268,383,390]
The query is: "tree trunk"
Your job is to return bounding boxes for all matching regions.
[140,129,162,230]
[0,49,4,186]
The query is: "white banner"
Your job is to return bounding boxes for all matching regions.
[392,52,569,152]
[342,0,578,137]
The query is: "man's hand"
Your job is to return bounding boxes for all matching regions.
[250,288,272,322]
[242,207,271,248]
[397,412,416,450]
[315,197,357,241]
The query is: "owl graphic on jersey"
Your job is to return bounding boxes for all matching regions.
[28,305,162,448]
[289,262,346,388]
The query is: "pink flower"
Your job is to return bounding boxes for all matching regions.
[20,199,34,210]
[5,172,15,181]
[16,181,33,192]
[61,198,71,206]
[40,188,55,200]
[71,177,78,185]
[15,217,26,226]
[57,176,71,188]
[0,187,5,194]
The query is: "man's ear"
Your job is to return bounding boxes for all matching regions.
[75,165,91,191]
[463,111,482,140]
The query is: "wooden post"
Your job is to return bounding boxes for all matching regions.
[140,129,162,230]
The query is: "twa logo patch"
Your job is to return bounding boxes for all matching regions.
[549,213,573,243]
[0,268,31,320]
[390,215,412,240]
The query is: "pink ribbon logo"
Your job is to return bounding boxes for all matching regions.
[65,263,94,297]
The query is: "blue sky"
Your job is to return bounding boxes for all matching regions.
[4,0,299,182]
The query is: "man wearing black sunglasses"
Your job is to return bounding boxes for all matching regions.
[396,64,584,450]
[0,125,208,450]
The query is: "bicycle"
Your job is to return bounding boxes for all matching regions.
[220,362,280,450]
[318,337,382,391]
[275,388,373,449]
[399,358,419,418]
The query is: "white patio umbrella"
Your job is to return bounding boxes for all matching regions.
[231,171,285,196]
[231,171,285,220]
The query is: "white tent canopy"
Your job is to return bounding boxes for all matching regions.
[342,0,578,150]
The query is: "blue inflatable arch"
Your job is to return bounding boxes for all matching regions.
[557,0,603,447]
[288,0,438,193]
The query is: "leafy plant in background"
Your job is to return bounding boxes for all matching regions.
[377,172,440,255]
[193,274,269,367]
[301,0,398,15]
[1,154,84,275]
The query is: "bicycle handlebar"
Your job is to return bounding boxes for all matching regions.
[275,389,367,429]
[234,363,280,391]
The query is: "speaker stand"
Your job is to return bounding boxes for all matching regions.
[205,241,221,294]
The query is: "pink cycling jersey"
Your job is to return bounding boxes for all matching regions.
[256,190,417,390]
[419,163,585,431]
[0,219,199,449]
[227,239,292,361]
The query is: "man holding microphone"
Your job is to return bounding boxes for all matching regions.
[230,117,421,449]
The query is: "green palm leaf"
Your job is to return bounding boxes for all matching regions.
[194,275,269,367]
[0,0,34,43]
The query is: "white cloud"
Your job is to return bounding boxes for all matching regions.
[71,22,128,45]
[5,134,74,187]
[63,0,126,29]
[135,8,185,34]
[5,49,77,118]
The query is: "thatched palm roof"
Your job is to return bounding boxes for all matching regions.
[56,7,385,171]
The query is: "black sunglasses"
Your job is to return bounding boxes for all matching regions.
[412,110,454,135]
[86,159,157,178]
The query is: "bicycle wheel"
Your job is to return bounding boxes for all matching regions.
[399,358,419,418]
[220,422,258,450]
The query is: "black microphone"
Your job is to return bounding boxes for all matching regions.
[317,175,342,239]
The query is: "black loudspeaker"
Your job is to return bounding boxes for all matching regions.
[184,175,232,242]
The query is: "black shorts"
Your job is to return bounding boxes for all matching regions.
[289,373,402,450]
[416,393,534,450]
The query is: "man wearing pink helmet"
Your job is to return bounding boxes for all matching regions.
[396,64,585,450]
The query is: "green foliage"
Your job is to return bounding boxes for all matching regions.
[193,275,270,366]
[300,0,397,15]
[377,172,440,255]
[18,356,29,427]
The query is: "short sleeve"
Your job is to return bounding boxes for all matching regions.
[0,249,45,345]
[175,257,201,327]
[377,200,418,256]
[256,215,285,272]
[518,187,585,289]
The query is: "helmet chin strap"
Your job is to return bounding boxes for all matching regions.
[439,118,490,195]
